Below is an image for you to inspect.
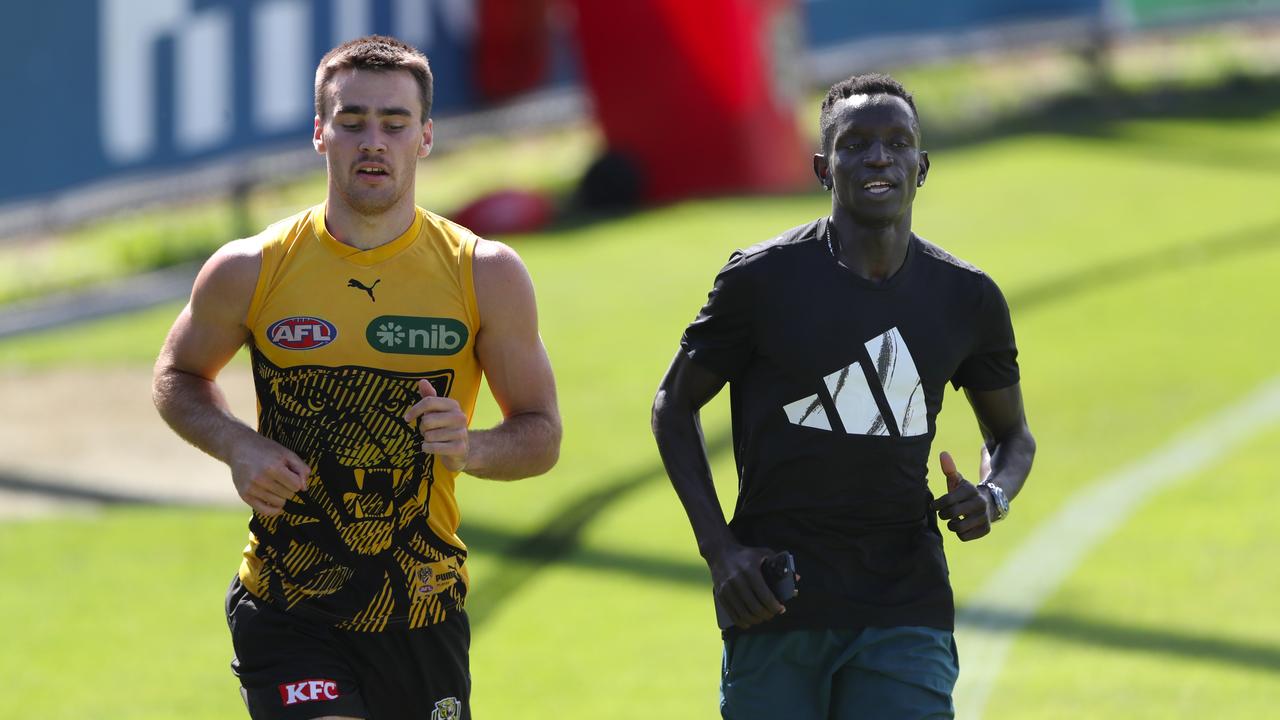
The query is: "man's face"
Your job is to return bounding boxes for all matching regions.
[314,68,431,216]
[817,94,928,226]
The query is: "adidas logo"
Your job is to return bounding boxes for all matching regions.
[783,327,926,437]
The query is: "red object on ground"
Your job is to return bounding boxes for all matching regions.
[570,0,810,202]
[451,189,557,236]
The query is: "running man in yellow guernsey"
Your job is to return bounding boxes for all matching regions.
[153,36,560,720]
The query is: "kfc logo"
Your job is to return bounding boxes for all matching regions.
[279,678,340,705]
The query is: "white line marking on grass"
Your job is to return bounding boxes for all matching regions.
[954,376,1280,719]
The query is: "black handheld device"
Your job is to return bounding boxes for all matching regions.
[761,551,797,602]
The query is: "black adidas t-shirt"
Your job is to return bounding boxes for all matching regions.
[681,216,1019,634]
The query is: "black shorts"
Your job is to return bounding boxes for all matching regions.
[226,577,470,720]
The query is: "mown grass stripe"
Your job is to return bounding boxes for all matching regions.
[954,375,1280,718]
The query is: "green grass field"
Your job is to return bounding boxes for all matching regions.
[3,95,1280,718]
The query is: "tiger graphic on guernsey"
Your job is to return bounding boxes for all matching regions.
[246,349,467,631]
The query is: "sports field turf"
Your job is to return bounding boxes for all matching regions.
[2,100,1279,718]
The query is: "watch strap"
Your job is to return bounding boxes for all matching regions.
[980,482,1010,522]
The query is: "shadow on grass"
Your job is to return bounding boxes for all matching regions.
[471,523,1280,675]
[927,73,1280,151]
[466,517,1280,677]
[0,470,181,506]
[1008,217,1280,313]
[460,430,731,627]
[961,604,1280,673]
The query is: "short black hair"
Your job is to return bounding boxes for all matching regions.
[819,73,920,154]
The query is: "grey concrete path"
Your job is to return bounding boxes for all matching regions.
[0,366,254,518]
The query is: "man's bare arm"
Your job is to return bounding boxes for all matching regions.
[407,239,560,479]
[968,384,1035,495]
[652,351,784,628]
[152,240,309,515]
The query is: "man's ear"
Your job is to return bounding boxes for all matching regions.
[419,119,433,159]
[313,116,326,154]
[916,150,930,187]
[813,153,831,189]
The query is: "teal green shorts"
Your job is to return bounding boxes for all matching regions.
[720,626,958,720]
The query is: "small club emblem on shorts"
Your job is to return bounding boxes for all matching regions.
[431,696,461,720]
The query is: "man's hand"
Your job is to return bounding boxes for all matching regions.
[709,543,787,629]
[404,379,469,473]
[931,450,993,541]
[228,435,310,517]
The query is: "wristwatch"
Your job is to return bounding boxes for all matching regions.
[980,482,1010,522]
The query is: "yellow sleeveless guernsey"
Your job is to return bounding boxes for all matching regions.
[239,205,481,632]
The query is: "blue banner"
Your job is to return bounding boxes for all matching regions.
[4,0,486,206]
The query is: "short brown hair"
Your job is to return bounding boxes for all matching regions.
[314,35,433,123]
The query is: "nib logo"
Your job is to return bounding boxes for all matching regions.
[375,321,406,347]
[279,679,340,706]
[366,316,469,356]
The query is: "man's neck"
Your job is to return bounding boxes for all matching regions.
[829,210,913,284]
[324,193,417,250]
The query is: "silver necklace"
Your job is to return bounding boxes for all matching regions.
[825,222,840,259]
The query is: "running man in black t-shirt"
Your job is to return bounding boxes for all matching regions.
[651,74,1036,719]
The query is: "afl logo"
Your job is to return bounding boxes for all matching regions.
[267,316,337,350]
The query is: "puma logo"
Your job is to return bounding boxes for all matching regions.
[348,278,381,302]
